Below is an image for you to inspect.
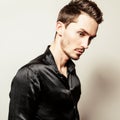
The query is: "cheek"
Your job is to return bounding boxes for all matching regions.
[61,28,82,49]
[63,31,76,45]
[63,35,81,48]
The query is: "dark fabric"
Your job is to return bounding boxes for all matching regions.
[8,46,81,120]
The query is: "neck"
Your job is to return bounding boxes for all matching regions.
[49,40,69,77]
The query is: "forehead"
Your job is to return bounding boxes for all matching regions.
[69,13,98,35]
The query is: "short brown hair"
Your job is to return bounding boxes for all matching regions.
[57,0,103,27]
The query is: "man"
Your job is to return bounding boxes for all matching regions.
[8,0,103,120]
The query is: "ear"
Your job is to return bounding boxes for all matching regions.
[56,21,65,36]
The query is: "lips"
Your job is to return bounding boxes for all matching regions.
[75,48,84,55]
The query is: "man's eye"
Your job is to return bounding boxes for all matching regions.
[79,32,85,37]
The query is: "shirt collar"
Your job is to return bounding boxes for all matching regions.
[44,45,75,73]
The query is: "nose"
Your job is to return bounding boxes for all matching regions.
[81,38,89,49]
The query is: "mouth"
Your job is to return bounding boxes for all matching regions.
[75,48,84,55]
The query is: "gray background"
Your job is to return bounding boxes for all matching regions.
[0,0,120,120]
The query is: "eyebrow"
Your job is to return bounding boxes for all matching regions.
[80,28,97,38]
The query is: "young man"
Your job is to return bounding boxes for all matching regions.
[8,0,103,120]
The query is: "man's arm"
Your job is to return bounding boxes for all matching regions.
[8,67,41,120]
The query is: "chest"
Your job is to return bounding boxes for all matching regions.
[38,68,81,107]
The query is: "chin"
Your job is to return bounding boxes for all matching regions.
[72,58,80,60]
[71,56,81,60]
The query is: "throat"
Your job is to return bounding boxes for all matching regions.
[49,43,68,77]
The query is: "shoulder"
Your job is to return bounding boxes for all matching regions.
[14,54,49,81]
[12,53,46,85]
[12,46,52,85]
[12,66,37,86]
[11,64,41,95]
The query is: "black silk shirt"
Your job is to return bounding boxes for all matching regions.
[8,46,81,120]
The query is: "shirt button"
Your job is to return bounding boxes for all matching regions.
[60,76,63,79]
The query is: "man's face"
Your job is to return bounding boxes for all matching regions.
[57,12,98,60]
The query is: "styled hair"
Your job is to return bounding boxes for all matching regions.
[57,0,103,27]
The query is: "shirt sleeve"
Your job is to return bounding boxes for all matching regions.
[8,66,41,120]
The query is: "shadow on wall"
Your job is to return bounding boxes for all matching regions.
[79,59,120,120]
